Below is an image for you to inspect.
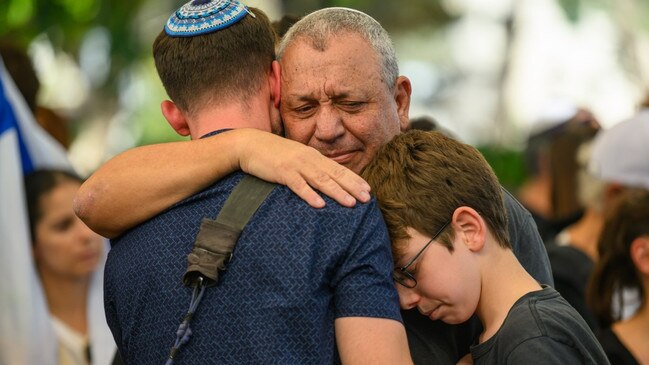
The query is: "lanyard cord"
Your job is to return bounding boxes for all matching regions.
[165,277,207,365]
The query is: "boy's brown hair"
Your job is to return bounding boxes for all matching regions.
[153,7,276,117]
[361,130,510,261]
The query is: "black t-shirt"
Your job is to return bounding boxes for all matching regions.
[547,242,599,331]
[402,309,481,364]
[470,287,609,364]
[530,208,582,243]
[597,328,639,365]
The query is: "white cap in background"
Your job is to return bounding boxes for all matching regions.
[589,109,649,189]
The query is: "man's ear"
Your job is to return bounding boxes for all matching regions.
[394,76,412,132]
[630,236,649,276]
[270,60,281,108]
[451,207,485,252]
[160,100,191,136]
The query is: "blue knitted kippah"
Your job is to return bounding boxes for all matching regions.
[165,0,254,37]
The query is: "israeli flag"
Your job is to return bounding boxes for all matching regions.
[0,56,114,364]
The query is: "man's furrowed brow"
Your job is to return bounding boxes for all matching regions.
[286,89,360,104]
[330,92,352,101]
[295,91,354,101]
[296,94,318,102]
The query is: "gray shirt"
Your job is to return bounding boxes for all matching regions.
[471,286,609,365]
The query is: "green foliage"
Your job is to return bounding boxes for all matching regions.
[477,145,527,192]
[0,0,148,93]
[282,0,454,31]
[557,0,581,23]
[6,0,33,28]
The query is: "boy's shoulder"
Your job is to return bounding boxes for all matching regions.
[471,286,609,364]
[500,286,582,338]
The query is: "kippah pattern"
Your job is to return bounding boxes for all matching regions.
[165,0,252,37]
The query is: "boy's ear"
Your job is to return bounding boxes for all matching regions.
[630,236,649,276]
[161,100,191,136]
[270,60,281,108]
[451,206,485,252]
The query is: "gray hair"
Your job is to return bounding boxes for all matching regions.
[277,7,399,91]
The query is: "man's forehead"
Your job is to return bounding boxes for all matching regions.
[284,89,365,103]
[282,31,370,57]
[279,35,382,80]
[280,66,377,102]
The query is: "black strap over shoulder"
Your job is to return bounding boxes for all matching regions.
[167,175,276,363]
[183,175,276,287]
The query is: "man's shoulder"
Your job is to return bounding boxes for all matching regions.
[116,172,384,245]
[264,183,384,222]
[112,172,245,243]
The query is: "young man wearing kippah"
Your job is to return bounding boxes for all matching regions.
[101,1,411,363]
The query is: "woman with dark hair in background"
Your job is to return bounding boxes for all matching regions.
[25,169,118,365]
[545,123,602,331]
[588,189,649,365]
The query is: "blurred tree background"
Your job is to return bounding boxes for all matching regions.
[1,0,648,189]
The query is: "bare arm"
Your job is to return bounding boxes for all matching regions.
[335,317,412,365]
[74,128,370,238]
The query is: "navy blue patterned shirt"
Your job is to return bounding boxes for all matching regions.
[104,131,401,364]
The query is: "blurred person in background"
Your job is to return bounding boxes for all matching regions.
[1,38,112,363]
[548,111,601,226]
[588,189,649,365]
[545,122,602,331]
[25,170,119,365]
[550,98,649,336]
[25,169,118,365]
[0,40,71,149]
[518,103,600,242]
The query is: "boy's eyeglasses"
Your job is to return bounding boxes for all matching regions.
[393,221,450,289]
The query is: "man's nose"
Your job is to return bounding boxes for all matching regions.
[397,285,420,310]
[313,106,345,143]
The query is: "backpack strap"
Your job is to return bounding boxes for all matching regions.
[167,175,276,363]
[183,175,276,287]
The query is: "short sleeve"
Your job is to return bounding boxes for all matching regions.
[330,199,402,322]
[507,337,583,364]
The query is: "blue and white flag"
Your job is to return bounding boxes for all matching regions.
[1,56,114,365]
[0,53,68,365]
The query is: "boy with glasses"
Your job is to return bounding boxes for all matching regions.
[362,130,608,364]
